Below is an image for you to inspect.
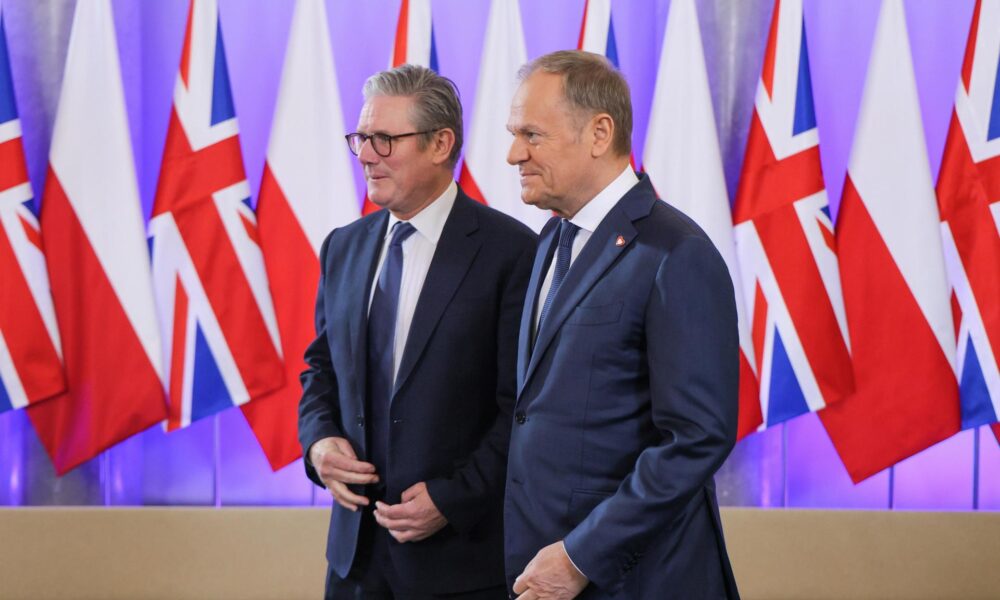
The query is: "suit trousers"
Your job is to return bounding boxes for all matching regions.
[325,508,506,600]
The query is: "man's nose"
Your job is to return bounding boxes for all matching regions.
[358,137,379,165]
[506,137,526,166]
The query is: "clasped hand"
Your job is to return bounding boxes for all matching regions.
[309,437,447,542]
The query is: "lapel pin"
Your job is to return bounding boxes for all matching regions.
[615,235,625,247]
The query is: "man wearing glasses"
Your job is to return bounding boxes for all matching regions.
[299,64,536,599]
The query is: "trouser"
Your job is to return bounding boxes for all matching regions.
[324,510,506,600]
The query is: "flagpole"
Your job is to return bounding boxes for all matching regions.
[972,427,981,511]
[213,415,222,508]
[887,466,895,510]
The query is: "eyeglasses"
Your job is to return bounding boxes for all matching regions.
[344,130,437,157]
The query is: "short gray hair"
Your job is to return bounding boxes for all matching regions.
[363,64,463,167]
[518,50,632,157]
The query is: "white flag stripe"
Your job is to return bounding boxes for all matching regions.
[0,190,62,356]
[211,180,282,352]
[941,225,1000,412]
[579,0,612,54]
[848,0,956,369]
[0,331,28,409]
[754,0,818,160]
[0,118,20,144]
[149,213,251,415]
[268,0,357,254]
[406,0,433,67]
[48,0,162,380]
[643,0,756,371]
[464,0,548,232]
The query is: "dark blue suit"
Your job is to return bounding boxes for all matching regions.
[504,175,741,599]
[299,188,535,594]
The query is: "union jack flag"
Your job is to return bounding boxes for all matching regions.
[0,8,64,412]
[149,0,283,431]
[936,0,1000,432]
[732,0,854,431]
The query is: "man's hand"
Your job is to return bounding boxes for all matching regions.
[513,541,588,600]
[373,481,447,543]
[308,437,378,511]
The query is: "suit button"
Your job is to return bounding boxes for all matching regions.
[356,415,365,427]
[515,412,526,425]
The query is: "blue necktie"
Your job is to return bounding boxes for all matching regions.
[537,219,579,331]
[367,221,416,484]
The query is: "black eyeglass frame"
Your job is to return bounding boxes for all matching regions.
[344,130,439,157]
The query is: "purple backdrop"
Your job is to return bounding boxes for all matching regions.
[0,0,995,509]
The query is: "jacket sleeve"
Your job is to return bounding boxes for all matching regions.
[425,238,535,534]
[298,230,347,489]
[562,235,740,594]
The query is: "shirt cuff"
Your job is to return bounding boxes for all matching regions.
[562,541,588,581]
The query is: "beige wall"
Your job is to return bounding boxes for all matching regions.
[0,508,997,599]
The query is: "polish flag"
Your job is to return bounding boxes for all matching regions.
[149,0,284,432]
[0,7,64,413]
[819,0,960,483]
[29,0,166,474]
[361,0,438,216]
[459,0,548,232]
[732,0,854,433]
[247,0,359,470]
[935,0,1000,432]
[642,0,761,438]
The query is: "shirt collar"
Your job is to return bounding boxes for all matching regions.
[386,180,457,245]
[569,166,640,233]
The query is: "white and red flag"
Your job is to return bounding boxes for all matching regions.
[0,8,64,413]
[29,0,166,473]
[935,0,1000,433]
[642,0,761,439]
[732,0,854,432]
[819,0,960,482]
[149,0,283,432]
[361,0,437,216]
[459,0,548,231]
[577,0,620,67]
[248,0,359,470]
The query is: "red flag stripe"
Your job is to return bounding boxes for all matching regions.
[242,164,318,469]
[31,170,166,474]
[937,112,1000,364]
[457,162,489,205]
[753,205,854,404]
[732,113,826,224]
[820,177,960,483]
[0,221,63,402]
[167,276,189,432]
[0,137,29,192]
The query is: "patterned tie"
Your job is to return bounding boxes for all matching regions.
[537,219,579,331]
[366,221,416,484]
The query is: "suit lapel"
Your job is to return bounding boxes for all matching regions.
[393,193,481,397]
[520,179,657,398]
[517,217,559,392]
[346,212,389,416]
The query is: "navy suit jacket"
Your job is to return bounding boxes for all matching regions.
[299,188,535,594]
[504,175,741,599]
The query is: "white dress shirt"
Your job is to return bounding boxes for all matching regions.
[534,166,640,332]
[368,181,457,382]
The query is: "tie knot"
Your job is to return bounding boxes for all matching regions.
[390,222,417,247]
[558,219,579,249]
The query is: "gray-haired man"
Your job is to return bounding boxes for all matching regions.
[299,64,536,599]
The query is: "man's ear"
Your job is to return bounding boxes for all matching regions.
[430,128,456,165]
[589,113,615,158]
